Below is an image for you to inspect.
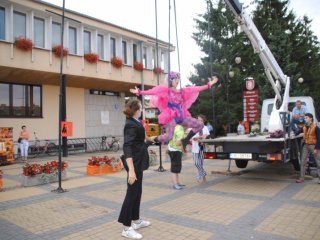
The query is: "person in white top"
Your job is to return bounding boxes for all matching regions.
[191,114,210,183]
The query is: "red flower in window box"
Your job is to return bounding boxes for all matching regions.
[22,160,68,177]
[111,57,123,68]
[14,37,33,51]
[52,45,69,58]
[134,61,144,71]
[153,67,163,74]
[84,52,99,64]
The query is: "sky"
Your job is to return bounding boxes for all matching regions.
[42,0,320,85]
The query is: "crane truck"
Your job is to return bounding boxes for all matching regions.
[200,0,317,170]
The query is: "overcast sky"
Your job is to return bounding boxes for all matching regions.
[43,0,320,85]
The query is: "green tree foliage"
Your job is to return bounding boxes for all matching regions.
[190,0,320,134]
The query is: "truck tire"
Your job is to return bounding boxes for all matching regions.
[235,160,248,168]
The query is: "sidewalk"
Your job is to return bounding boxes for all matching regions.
[1,148,320,240]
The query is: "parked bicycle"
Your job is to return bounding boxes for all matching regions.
[28,132,58,158]
[101,136,120,152]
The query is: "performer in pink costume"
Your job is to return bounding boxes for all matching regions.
[130,71,218,150]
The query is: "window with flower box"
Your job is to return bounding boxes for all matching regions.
[143,46,147,68]
[52,22,61,46]
[0,7,5,40]
[83,30,91,54]
[133,43,137,62]
[0,83,42,118]
[34,17,45,48]
[97,34,104,59]
[110,37,116,59]
[13,11,26,39]
[122,40,127,64]
[68,26,77,54]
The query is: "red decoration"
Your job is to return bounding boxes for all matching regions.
[134,61,144,71]
[22,161,68,177]
[52,45,69,58]
[153,67,163,74]
[14,37,33,51]
[84,53,99,64]
[111,57,123,68]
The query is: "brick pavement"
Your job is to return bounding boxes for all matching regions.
[0,148,320,240]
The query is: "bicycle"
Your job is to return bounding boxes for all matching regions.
[101,136,120,152]
[28,132,58,158]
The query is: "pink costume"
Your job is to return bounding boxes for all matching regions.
[137,83,211,142]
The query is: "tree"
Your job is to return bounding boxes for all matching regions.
[190,0,320,135]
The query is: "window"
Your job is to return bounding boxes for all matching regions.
[34,17,45,48]
[13,11,26,39]
[133,44,137,62]
[110,37,116,58]
[152,49,156,68]
[68,26,77,54]
[52,22,61,46]
[83,30,91,54]
[0,83,42,118]
[143,46,147,68]
[0,7,5,40]
[122,40,127,64]
[97,34,104,59]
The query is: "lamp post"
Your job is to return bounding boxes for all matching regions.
[224,56,241,133]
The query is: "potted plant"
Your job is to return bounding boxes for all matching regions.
[84,52,99,64]
[52,45,69,58]
[134,61,144,71]
[87,156,122,176]
[21,160,68,187]
[153,67,163,74]
[111,56,123,68]
[14,37,33,51]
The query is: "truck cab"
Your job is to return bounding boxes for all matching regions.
[261,96,317,132]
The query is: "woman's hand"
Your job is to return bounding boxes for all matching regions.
[208,76,219,87]
[128,170,137,185]
[129,86,140,95]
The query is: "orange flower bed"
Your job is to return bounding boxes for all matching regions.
[111,57,123,68]
[134,61,144,71]
[84,53,99,64]
[14,37,33,51]
[52,45,69,58]
[87,156,122,176]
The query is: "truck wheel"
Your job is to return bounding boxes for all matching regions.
[235,160,248,168]
[290,158,300,171]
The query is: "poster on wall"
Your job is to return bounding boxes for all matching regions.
[101,111,110,125]
[0,127,15,163]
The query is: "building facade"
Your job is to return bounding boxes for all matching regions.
[0,0,172,141]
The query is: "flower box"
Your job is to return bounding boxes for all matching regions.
[0,170,3,189]
[52,45,69,58]
[21,170,67,187]
[84,53,99,64]
[111,57,123,68]
[134,61,144,71]
[87,156,122,176]
[153,67,163,74]
[14,37,33,51]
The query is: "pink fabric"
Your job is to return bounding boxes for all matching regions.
[139,84,210,125]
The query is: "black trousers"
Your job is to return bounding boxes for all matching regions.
[118,171,143,226]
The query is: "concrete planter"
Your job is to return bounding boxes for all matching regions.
[21,171,67,187]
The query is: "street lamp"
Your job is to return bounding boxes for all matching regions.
[225,56,241,133]
[298,77,304,84]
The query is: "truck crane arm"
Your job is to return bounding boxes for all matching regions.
[224,0,290,132]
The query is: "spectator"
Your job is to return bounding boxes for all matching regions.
[118,99,150,240]
[206,121,214,138]
[296,113,320,184]
[19,125,29,161]
[237,119,245,135]
[191,114,210,183]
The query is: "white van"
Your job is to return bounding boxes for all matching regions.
[261,96,317,132]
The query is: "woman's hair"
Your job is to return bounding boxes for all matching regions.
[167,71,180,87]
[21,125,26,129]
[123,99,141,117]
[197,114,206,123]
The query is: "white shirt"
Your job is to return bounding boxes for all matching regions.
[191,126,210,153]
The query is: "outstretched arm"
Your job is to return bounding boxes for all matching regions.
[129,85,168,97]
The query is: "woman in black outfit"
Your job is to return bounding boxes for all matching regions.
[118,99,151,240]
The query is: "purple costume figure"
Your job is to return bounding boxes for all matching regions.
[130,71,218,150]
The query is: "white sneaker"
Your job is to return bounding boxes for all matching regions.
[132,219,151,230]
[121,227,143,239]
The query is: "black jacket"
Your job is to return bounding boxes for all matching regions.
[123,117,149,172]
